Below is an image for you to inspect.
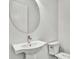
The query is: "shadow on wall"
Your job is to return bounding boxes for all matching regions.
[58,0,70,53]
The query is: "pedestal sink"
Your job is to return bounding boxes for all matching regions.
[12,40,47,59]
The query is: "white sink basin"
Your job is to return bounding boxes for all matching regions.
[12,40,47,55]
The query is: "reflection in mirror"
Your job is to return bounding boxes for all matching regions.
[9,0,40,43]
[10,0,40,34]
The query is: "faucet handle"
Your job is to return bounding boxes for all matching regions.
[28,35,32,40]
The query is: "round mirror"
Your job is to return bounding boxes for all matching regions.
[9,0,40,34]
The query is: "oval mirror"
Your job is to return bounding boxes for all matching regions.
[9,0,40,34]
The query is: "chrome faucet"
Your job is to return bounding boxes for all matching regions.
[27,35,32,46]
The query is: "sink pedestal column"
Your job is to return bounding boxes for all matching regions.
[25,54,37,59]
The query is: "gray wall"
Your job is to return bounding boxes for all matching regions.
[58,0,70,53]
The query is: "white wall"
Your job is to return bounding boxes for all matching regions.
[32,0,58,42]
[58,0,70,53]
[9,0,58,59]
